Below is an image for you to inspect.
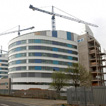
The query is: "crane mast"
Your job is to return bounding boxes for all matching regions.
[29,5,98,31]
[51,6,56,30]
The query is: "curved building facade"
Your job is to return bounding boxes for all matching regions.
[0,54,8,79]
[8,30,78,90]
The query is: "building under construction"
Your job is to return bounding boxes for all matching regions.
[78,27,105,86]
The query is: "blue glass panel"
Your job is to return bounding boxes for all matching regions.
[67,44,72,48]
[35,66,41,70]
[68,62,72,66]
[16,47,20,51]
[52,31,57,37]
[68,56,72,60]
[52,41,58,45]
[68,50,72,54]
[16,60,20,64]
[16,54,20,57]
[35,39,41,43]
[52,48,58,51]
[35,46,41,49]
[16,67,21,70]
[67,32,71,40]
[53,54,58,58]
[35,53,41,56]
[35,59,41,63]
[53,67,59,71]
[53,61,58,64]
[16,41,21,45]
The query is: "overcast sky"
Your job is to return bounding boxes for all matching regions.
[0,0,106,51]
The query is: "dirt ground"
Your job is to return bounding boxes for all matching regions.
[0,96,67,106]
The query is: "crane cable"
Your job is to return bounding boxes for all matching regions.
[53,6,82,21]
[0,25,18,34]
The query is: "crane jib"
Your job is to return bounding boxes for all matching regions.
[29,5,53,15]
[29,5,98,27]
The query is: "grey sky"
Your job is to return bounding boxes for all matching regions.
[0,0,105,51]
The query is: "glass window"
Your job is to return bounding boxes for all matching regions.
[35,73,41,77]
[35,53,41,56]
[68,56,72,60]
[9,40,26,48]
[53,61,58,64]
[29,66,35,70]
[52,48,58,51]
[68,50,72,54]
[35,66,41,70]
[52,31,57,37]
[67,44,72,48]
[21,73,27,77]
[53,67,59,71]
[29,39,35,43]
[67,32,71,40]
[28,73,35,77]
[35,39,41,43]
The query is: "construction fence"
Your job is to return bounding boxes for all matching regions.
[67,86,106,106]
[10,88,60,99]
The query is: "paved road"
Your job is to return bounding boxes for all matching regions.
[0,99,28,106]
[0,96,67,106]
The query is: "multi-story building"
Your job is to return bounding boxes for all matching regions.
[0,54,8,79]
[8,30,78,90]
[78,33,104,86]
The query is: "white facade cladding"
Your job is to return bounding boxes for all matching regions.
[8,30,78,90]
[0,54,8,79]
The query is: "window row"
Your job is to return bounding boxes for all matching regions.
[9,59,72,66]
[9,60,26,65]
[9,72,52,78]
[9,53,26,60]
[0,72,8,74]
[0,76,8,78]
[12,82,51,85]
[0,60,8,62]
[0,82,8,85]
[9,66,66,71]
[28,39,77,49]
[9,40,26,49]
[0,64,8,66]
[29,52,78,61]
[9,45,77,55]
[0,68,8,70]
[29,46,78,55]
[12,82,72,86]
[29,59,72,66]
[9,52,78,61]
[9,46,26,54]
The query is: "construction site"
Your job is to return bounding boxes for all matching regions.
[0,4,105,93]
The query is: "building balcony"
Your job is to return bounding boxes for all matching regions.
[88,39,100,47]
[92,78,101,82]
[90,62,99,67]
[91,71,103,75]
[98,52,106,55]
[89,50,96,54]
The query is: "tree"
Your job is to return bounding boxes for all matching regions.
[66,63,92,88]
[79,64,92,87]
[50,71,69,94]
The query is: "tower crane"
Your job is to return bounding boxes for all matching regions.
[29,5,98,31]
[0,26,34,54]
[0,25,34,36]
